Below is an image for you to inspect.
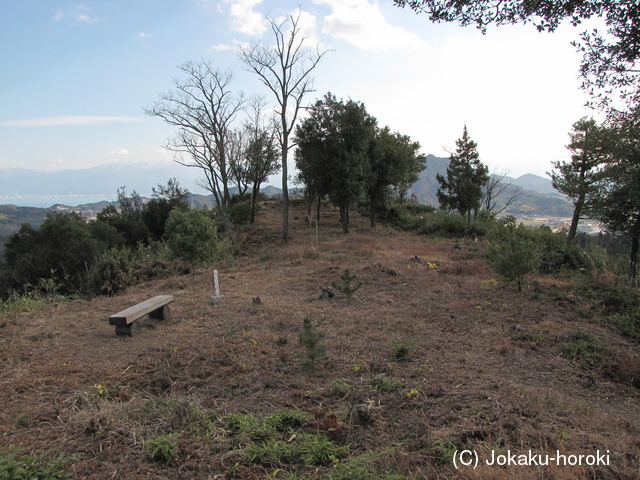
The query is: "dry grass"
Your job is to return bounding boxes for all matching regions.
[0,203,639,479]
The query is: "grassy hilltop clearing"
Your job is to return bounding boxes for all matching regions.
[0,201,639,479]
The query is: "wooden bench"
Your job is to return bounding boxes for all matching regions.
[109,295,173,336]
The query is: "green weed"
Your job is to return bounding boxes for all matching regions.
[607,314,640,342]
[369,375,403,394]
[147,433,179,463]
[562,331,603,366]
[388,336,417,360]
[0,445,75,480]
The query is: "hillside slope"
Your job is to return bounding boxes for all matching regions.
[0,203,637,479]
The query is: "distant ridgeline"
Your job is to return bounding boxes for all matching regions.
[0,156,572,244]
[409,155,573,217]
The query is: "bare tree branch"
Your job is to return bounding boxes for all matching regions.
[239,8,330,243]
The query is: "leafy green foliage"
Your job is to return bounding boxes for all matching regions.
[487,225,540,291]
[164,209,221,267]
[298,316,327,371]
[2,212,108,297]
[96,188,151,247]
[0,445,75,479]
[295,92,378,234]
[332,269,363,298]
[366,126,426,227]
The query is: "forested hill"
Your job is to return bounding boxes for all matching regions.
[410,155,573,217]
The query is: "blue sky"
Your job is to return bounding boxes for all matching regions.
[0,0,597,194]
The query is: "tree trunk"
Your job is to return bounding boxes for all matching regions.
[340,204,349,234]
[316,198,321,226]
[250,181,259,224]
[630,215,640,284]
[567,195,585,244]
[370,201,377,228]
[281,129,289,244]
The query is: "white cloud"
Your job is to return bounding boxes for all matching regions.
[210,42,234,51]
[0,116,141,127]
[317,0,427,52]
[52,5,106,24]
[137,32,153,38]
[108,149,132,156]
[226,0,266,36]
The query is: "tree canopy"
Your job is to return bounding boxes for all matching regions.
[436,125,489,227]
[295,93,377,234]
[550,117,616,243]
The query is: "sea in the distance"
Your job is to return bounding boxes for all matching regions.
[0,195,116,208]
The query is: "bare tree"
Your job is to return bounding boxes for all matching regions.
[227,127,250,197]
[243,97,281,223]
[482,169,521,215]
[239,9,329,243]
[145,60,245,237]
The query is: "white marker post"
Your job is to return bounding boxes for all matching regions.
[210,269,223,304]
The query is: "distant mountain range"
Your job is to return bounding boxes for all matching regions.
[410,155,573,217]
[0,157,573,243]
[0,162,205,198]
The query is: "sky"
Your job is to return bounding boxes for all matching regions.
[0,0,600,195]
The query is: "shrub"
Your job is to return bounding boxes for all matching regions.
[164,209,220,267]
[2,212,108,298]
[487,233,539,291]
[229,198,254,225]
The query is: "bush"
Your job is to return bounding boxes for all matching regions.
[386,205,490,238]
[487,232,539,291]
[2,213,108,298]
[164,209,220,267]
[228,198,252,225]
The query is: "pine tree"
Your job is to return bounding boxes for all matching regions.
[436,125,489,228]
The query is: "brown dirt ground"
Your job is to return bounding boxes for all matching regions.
[1,201,639,479]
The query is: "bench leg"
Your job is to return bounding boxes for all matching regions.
[150,305,171,321]
[115,319,141,336]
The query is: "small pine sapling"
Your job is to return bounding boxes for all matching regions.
[332,269,363,299]
[298,316,326,371]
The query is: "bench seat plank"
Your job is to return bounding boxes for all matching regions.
[109,295,173,326]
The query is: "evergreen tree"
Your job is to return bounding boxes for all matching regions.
[436,125,489,228]
[294,93,377,234]
[589,111,640,283]
[550,118,615,244]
